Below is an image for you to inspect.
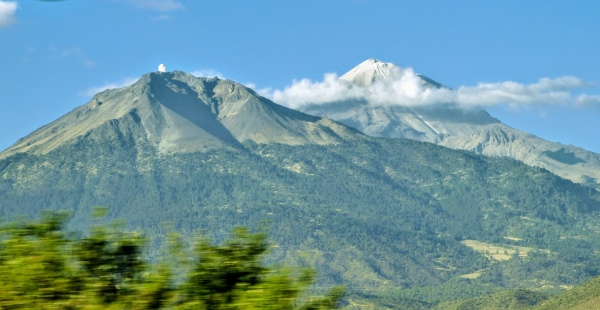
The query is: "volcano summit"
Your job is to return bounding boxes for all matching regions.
[301,59,600,188]
[1,71,359,159]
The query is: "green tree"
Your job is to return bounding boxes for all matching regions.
[173,227,344,309]
[0,212,82,309]
[0,213,344,309]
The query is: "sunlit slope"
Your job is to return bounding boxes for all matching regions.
[438,290,550,310]
[1,71,359,158]
[531,276,600,310]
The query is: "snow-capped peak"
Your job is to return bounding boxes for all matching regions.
[339,58,402,86]
[340,58,444,89]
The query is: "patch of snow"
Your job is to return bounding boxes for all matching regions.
[339,58,402,86]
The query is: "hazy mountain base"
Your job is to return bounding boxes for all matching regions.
[2,134,600,307]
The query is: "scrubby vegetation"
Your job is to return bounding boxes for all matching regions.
[531,275,600,310]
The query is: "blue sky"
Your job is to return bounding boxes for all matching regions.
[1,0,599,152]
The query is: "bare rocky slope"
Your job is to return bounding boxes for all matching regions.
[1,71,359,159]
[301,59,600,188]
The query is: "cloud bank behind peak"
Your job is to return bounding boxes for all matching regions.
[259,65,600,111]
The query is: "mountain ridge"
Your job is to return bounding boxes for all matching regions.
[1,71,361,159]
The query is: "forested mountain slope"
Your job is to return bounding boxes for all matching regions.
[531,275,600,310]
[2,71,600,307]
[2,137,600,304]
[436,275,600,310]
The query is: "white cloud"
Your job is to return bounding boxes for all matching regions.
[129,0,184,11]
[575,95,600,108]
[191,69,224,79]
[260,67,599,110]
[80,77,139,97]
[453,78,582,107]
[0,1,17,28]
[264,73,364,107]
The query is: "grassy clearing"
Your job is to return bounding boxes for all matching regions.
[504,236,523,241]
[460,271,483,279]
[461,240,538,261]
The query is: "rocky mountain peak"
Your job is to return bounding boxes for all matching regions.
[339,58,400,86]
[0,71,361,159]
[339,58,444,89]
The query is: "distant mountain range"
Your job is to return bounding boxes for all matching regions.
[2,68,600,308]
[301,59,600,189]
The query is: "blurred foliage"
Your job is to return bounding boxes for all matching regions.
[0,213,344,309]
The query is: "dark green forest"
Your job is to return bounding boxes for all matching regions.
[1,135,600,307]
